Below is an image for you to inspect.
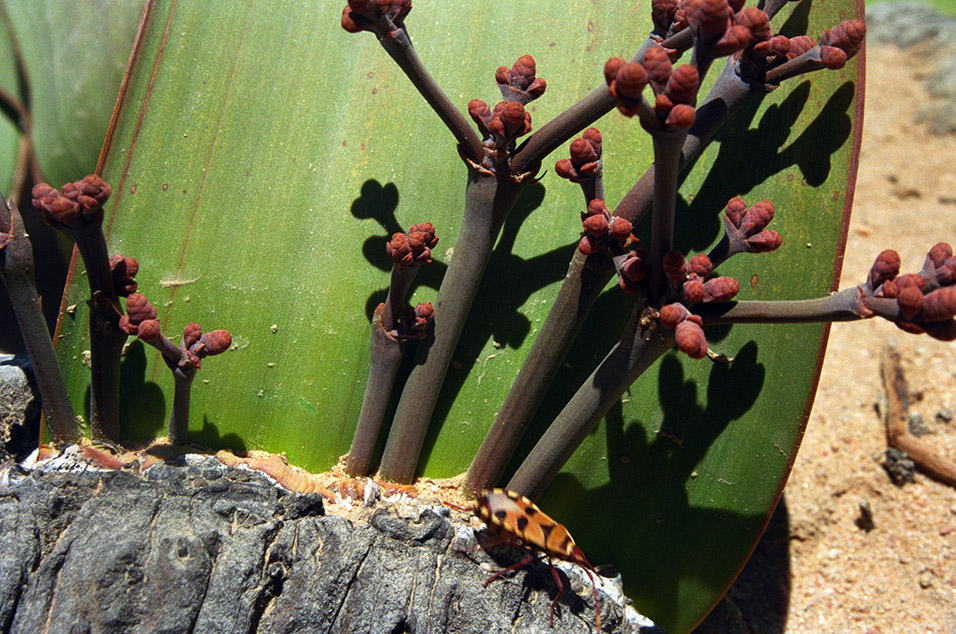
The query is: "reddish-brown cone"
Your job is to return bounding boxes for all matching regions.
[897,286,924,320]
[200,330,233,355]
[387,222,438,268]
[664,64,699,105]
[676,317,708,358]
[341,0,411,33]
[136,319,162,341]
[109,255,139,297]
[665,104,696,128]
[556,128,603,182]
[820,19,866,59]
[683,279,706,302]
[496,55,547,104]
[183,322,203,349]
[920,286,956,322]
[746,230,782,253]
[659,302,690,329]
[487,101,532,142]
[704,276,740,302]
[643,45,673,92]
[689,254,713,277]
[662,250,689,284]
[819,46,848,70]
[787,35,816,58]
[868,249,901,290]
[606,60,649,117]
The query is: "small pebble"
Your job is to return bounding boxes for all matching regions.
[855,499,875,532]
[908,413,930,437]
[882,448,916,485]
[919,570,934,589]
[935,407,953,423]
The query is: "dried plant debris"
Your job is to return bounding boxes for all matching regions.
[879,344,956,488]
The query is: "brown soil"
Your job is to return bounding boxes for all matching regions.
[704,44,956,634]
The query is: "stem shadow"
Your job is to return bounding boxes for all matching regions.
[539,341,770,633]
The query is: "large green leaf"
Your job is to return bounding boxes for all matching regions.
[57,0,656,455]
[55,1,862,632]
[0,12,27,353]
[3,0,142,185]
[0,17,19,193]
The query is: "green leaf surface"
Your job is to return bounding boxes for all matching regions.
[55,1,862,632]
[3,0,142,185]
[534,7,864,634]
[0,10,20,194]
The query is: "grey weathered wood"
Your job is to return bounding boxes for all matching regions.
[0,456,660,634]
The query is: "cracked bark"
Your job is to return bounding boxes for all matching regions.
[0,458,661,634]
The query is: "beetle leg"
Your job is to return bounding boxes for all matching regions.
[546,555,564,627]
[482,552,542,587]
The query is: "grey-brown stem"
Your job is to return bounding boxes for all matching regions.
[0,201,79,441]
[378,28,483,163]
[507,305,674,500]
[380,167,524,483]
[169,366,196,445]
[346,309,405,476]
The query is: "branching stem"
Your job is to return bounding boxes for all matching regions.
[507,305,673,500]
[647,130,688,302]
[380,167,526,482]
[467,58,769,492]
[378,29,484,163]
[694,288,868,324]
[464,249,613,494]
[169,366,195,445]
[0,201,79,441]
[512,40,658,174]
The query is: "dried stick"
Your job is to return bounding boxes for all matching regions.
[879,343,956,488]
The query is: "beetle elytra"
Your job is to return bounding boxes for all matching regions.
[474,488,602,629]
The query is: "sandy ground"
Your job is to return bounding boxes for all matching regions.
[698,43,956,634]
